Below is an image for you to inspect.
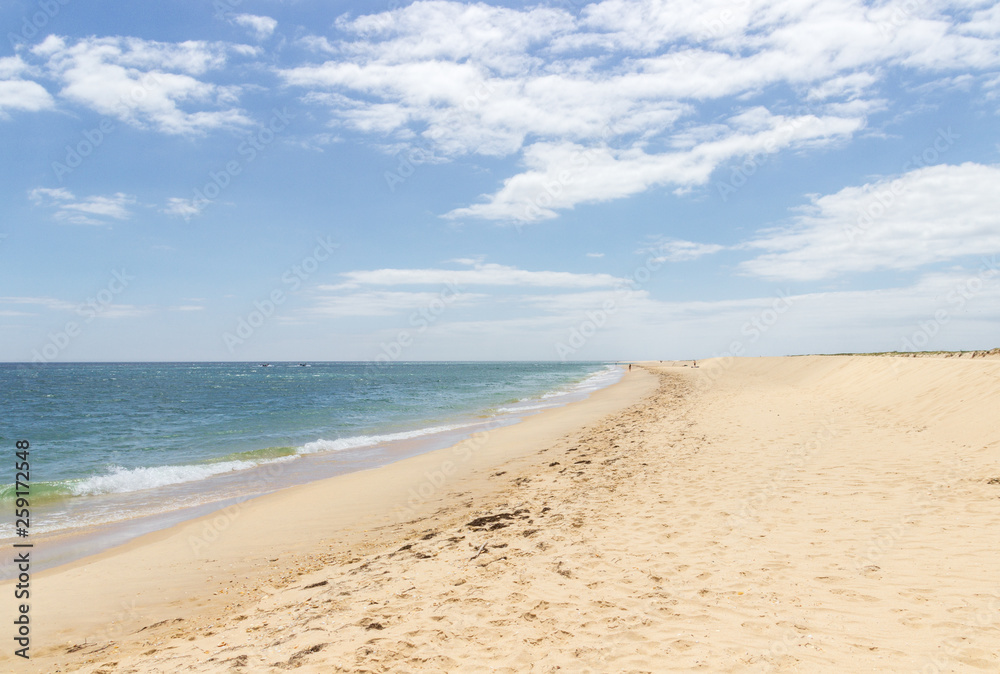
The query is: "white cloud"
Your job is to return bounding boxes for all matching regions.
[298,35,338,54]
[32,35,251,134]
[306,290,485,317]
[0,55,54,115]
[162,197,205,220]
[445,111,863,221]
[306,261,634,321]
[93,304,152,319]
[232,14,277,40]
[282,0,1000,221]
[0,296,79,312]
[30,187,135,225]
[807,72,880,101]
[648,238,726,263]
[28,187,73,202]
[586,252,605,258]
[0,55,33,79]
[323,261,627,290]
[421,267,1000,358]
[739,162,1000,281]
[0,294,152,319]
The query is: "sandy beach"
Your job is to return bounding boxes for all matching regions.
[6,355,1000,672]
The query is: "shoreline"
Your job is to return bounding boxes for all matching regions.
[8,355,1000,672]
[3,365,658,668]
[1,364,622,577]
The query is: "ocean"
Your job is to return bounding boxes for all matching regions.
[1,361,619,566]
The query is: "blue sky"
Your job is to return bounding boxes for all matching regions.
[2,0,999,361]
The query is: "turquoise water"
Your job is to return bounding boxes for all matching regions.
[0,361,618,539]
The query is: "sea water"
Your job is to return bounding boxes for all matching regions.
[0,362,619,555]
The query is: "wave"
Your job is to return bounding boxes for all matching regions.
[66,459,295,497]
[0,425,476,502]
[0,480,77,504]
[298,423,470,454]
[213,445,298,462]
[0,366,620,504]
[531,364,621,401]
[494,402,557,414]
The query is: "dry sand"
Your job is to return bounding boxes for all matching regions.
[5,356,999,672]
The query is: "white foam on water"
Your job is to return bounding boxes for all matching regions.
[70,457,295,497]
[297,423,471,454]
[62,367,620,500]
[538,364,622,400]
[495,402,557,414]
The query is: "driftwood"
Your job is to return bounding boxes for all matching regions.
[469,542,488,560]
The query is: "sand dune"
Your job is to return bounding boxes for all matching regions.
[7,356,999,672]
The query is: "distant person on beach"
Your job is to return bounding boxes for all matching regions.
[628,364,632,371]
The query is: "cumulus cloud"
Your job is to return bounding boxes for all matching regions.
[31,35,251,134]
[30,187,135,225]
[0,55,54,115]
[280,0,1000,221]
[232,14,277,40]
[739,162,1000,281]
[446,111,863,221]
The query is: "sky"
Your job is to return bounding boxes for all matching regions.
[1,0,999,362]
